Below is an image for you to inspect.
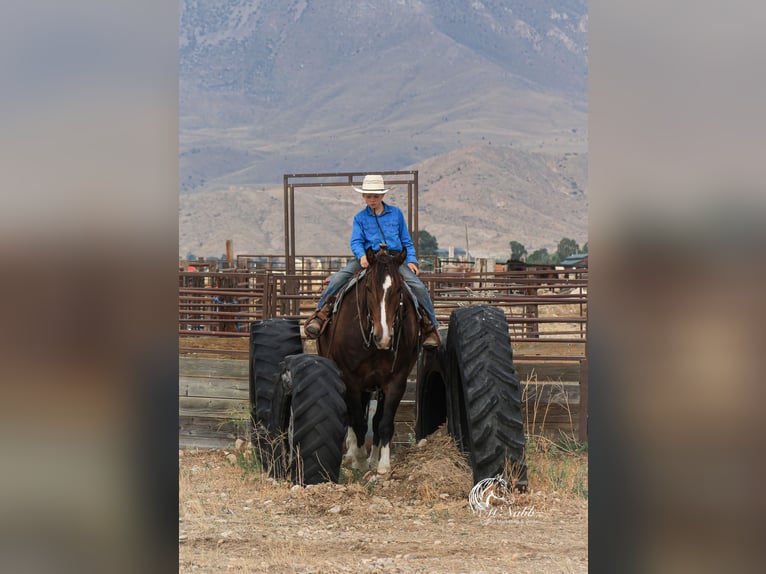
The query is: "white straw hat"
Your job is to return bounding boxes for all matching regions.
[353,174,391,194]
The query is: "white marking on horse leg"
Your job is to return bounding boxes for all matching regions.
[344,427,368,471]
[377,444,391,474]
[343,427,356,462]
[368,444,380,470]
[377,274,393,348]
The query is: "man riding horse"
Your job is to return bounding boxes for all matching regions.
[304,174,441,349]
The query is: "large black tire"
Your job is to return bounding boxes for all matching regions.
[268,354,347,485]
[415,328,453,440]
[249,319,303,428]
[446,305,527,487]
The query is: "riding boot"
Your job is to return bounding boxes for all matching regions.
[304,301,333,339]
[420,316,442,349]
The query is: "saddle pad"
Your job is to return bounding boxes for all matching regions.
[332,268,366,314]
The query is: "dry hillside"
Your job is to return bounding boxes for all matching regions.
[179,145,587,259]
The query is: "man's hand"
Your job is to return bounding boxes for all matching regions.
[360,255,369,268]
[408,262,419,276]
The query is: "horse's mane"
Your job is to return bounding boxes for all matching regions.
[358,250,413,315]
[365,250,404,284]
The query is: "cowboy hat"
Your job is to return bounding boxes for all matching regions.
[353,174,391,194]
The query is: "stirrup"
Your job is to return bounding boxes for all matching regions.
[422,330,441,349]
[421,319,442,349]
[304,316,324,339]
[304,302,332,339]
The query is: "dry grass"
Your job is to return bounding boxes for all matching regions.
[384,426,474,501]
[521,373,588,500]
[523,375,577,436]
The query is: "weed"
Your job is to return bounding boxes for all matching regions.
[555,433,588,454]
[429,508,450,523]
[519,373,588,498]
[234,446,263,476]
[524,434,588,499]
[364,478,377,496]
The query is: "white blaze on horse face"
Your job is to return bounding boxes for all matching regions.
[377,273,394,348]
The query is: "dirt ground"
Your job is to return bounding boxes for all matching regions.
[179,428,587,573]
[179,303,587,572]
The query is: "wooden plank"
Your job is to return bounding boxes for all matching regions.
[179,396,249,418]
[179,355,583,384]
[179,416,247,449]
[178,401,579,450]
[525,395,579,436]
[179,356,249,379]
[512,340,585,357]
[395,394,580,440]
[395,397,579,422]
[525,414,579,437]
[179,376,249,399]
[179,416,246,437]
[515,362,580,381]
[523,382,580,434]
[523,382,580,405]
[180,436,235,449]
[525,404,579,425]
[177,359,583,448]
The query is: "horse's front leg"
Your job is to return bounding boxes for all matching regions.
[375,378,407,475]
[368,393,384,470]
[344,391,370,472]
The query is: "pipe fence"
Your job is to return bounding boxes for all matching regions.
[179,261,587,358]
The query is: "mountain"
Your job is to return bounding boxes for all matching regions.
[179,145,587,259]
[179,0,588,258]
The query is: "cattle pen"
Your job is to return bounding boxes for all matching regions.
[179,256,588,450]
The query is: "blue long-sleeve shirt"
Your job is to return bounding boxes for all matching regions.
[350,203,418,266]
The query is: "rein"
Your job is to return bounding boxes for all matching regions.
[355,276,373,348]
[354,264,407,373]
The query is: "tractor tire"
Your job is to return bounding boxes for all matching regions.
[446,305,527,488]
[415,328,452,440]
[268,354,347,485]
[249,319,303,429]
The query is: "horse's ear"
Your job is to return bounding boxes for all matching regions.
[366,247,375,264]
[396,250,407,265]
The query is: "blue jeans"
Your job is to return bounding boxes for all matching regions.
[317,259,440,328]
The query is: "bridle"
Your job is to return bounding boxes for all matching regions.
[355,262,407,372]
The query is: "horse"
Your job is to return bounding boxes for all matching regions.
[317,247,421,474]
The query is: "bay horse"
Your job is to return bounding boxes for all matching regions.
[317,247,421,474]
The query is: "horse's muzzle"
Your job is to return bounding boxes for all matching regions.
[373,331,393,350]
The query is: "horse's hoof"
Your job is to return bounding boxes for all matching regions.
[376,465,390,475]
[352,460,369,472]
